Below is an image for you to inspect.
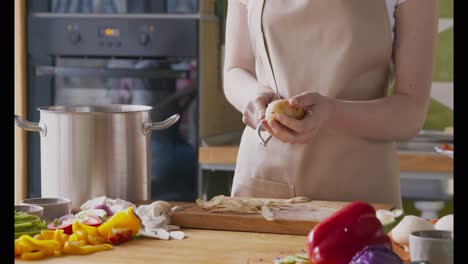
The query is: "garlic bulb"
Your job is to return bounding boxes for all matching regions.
[391,215,435,245]
[434,214,453,232]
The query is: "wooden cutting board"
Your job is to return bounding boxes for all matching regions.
[136,200,394,236]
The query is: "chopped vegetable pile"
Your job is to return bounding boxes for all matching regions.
[15,196,188,260]
[14,206,139,260]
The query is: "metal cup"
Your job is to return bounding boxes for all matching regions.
[409,230,453,264]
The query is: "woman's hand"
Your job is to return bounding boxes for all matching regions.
[261,92,334,144]
[242,86,280,129]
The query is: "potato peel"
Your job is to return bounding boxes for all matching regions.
[197,196,310,221]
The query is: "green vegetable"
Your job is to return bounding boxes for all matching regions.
[14,210,46,239]
[274,253,310,264]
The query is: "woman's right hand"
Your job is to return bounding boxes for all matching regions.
[242,86,280,129]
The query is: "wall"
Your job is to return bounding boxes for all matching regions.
[14,0,27,204]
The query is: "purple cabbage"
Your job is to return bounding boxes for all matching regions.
[350,245,403,264]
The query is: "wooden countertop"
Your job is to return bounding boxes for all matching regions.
[15,229,307,264]
[199,146,453,173]
[14,229,411,263]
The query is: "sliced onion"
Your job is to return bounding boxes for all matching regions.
[58,214,75,222]
[94,204,114,216]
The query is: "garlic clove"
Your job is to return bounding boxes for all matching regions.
[376,210,395,225]
[151,201,172,215]
[147,204,163,218]
[261,205,275,221]
[169,231,185,240]
[154,228,170,240]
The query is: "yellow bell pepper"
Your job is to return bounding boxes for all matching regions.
[63,240,113,255]
[72,220,107,245]
[68,233,79,241]
[97,206,140,244]
[73,220,101,236]
[18,235,61,254]
[53,229,70,246]
[39,230,56,240]
[20,251,47,260]
[15,238,32,256]
[15,235,62,260]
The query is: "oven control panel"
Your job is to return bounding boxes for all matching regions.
[29,15,198,57]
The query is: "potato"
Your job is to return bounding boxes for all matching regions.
[265,99,305,122]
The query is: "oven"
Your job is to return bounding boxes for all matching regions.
[26,0,206,202]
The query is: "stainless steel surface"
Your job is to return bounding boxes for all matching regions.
[397,130,453,152]
[35,66,188,79]
[409,230,453,264]
[15,104,179,209]
[143,114,180,135]
[256,123,272,147]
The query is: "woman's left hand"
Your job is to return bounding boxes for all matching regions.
[261,92,335,144]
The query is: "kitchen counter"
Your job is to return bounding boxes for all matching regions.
[15,229,307,264]
[14,229,409,264]
[15,229,413,263]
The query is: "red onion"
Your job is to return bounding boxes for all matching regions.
[58,214,75,222]
[94,204,113,216]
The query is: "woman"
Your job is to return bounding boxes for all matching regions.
[223,0,438,208]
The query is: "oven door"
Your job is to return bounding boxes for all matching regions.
[28,57,198,201]
[32,0,199,14]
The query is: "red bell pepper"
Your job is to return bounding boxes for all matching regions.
[307,201,392,264]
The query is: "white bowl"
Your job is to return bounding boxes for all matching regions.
[15,205,44,217]
[20,197,71,222]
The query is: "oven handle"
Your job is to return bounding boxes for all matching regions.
[35,66,189,79]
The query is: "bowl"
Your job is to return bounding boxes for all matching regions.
[15,205,44,217]
[20,197,72,222]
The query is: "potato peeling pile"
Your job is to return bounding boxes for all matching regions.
[196,195,311,221]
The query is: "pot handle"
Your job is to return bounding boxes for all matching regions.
[143,114,180,135]
[14,115,47,136]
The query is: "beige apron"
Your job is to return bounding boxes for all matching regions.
[231,0,402,209]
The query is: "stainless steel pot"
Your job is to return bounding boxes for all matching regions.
[15,105,179,209]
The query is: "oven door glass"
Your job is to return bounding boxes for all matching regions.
[47,0,198,14]
[48,57,198,201]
